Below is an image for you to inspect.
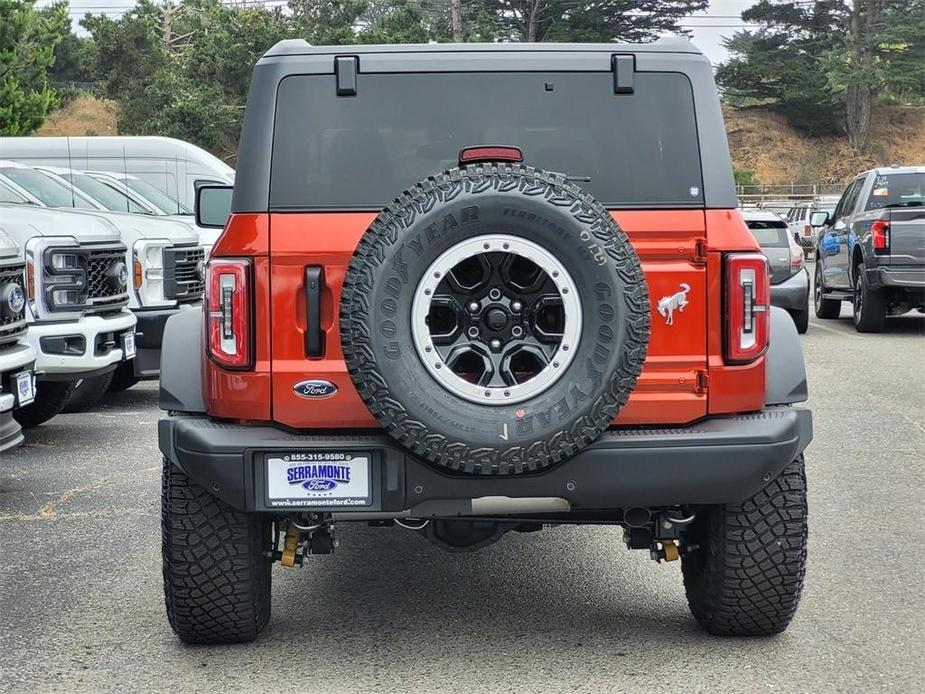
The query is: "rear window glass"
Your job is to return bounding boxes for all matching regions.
[271,72,704,210]
[866,172,925,210]
[745,220,789,247]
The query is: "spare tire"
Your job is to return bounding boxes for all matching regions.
[341,164,649,475]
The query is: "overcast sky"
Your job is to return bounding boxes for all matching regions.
[48,0,752,66]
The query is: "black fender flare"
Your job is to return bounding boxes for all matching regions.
[765,306,808,405]
[158,307,206,414]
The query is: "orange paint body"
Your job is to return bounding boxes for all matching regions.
[205,209,764,426]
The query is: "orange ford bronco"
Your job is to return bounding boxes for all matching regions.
[158,40,812,644]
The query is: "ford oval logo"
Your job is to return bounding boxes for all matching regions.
[302,479,338,491]
[293,379,338,399]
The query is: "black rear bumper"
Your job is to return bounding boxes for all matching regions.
[866,266,925,291]
[159,406,813,515]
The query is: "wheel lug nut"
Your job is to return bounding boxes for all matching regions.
[468,301,480,313]
[512,301,522,312]
[467,327,480,338]
[489,288,502,300]
[490,338,501,350]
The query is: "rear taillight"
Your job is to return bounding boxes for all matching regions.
[871,220,890,251]
[206,258,252,369]
[791,248,804,271]
[803,224,812,237]
[724,253,770,364]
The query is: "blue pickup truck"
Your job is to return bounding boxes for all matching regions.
[813,166,925,332]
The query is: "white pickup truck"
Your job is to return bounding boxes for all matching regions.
[0,230,36,451]
[0,162,205,398]
[0,202,137,427]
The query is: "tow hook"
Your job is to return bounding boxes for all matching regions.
[651,539,680,563]
[274,518,338,567]
[646,510,696,563]
[280,524,301,567]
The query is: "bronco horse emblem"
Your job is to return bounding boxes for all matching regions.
[657,283,691,326]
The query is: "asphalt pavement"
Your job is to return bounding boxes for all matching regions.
[2,297,923,693]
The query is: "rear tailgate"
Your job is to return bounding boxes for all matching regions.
[269,211,709,429]
[263,62,717,430]
[886,208,925,266]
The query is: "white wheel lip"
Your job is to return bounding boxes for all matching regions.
[410,234,582,406]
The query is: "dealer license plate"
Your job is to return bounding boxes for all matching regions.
[122,333,136,360]
[266,452,371,508]
[15,371,34,407]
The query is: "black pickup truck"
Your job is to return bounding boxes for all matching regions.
[813,166,925,332]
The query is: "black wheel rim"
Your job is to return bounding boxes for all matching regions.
[411,235,582,405]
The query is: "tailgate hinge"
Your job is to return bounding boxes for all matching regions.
[694,238,708,264]
[695,370,709,395]
[335,55,359,96]
[611,54,635,94]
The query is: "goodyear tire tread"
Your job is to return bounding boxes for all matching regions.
[682,455,808,636]
[340,164,650,475]
[161,458,271,644]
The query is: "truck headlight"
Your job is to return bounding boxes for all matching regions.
[132,239,173,307]
[52,289,82,306]
[51,253,81,270]
[41,243,88,312]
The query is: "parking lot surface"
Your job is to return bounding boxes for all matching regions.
[2,299,923,693]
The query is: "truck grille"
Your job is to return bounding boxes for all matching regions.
[85,246,131,313]
[165,246,206,304]
[0,261,27,347]
[40,243,129,316]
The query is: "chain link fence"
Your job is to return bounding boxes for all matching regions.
[737,183,845,204]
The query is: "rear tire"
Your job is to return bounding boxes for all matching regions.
[108,362,140,392]
[681,456,808,636]
[13,381,76,429]
[62,371,115,413]
[161,458,272,644]
[852,262,886,333]
[813,262,840,319]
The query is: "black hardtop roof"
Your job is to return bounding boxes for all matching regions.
[234,36,735,212]
[262,37,704,60]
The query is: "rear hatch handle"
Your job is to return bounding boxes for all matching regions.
[305,266,324,357]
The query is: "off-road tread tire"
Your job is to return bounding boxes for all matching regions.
[108,362,140,392]
[789,309,809,334]
[62,371,115,413]
[340,164,649,475]
[681,455,808,636]
[13,380,75,429]
[161,459,271,644]
[813,262,840,319]
[853,262,886,333]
